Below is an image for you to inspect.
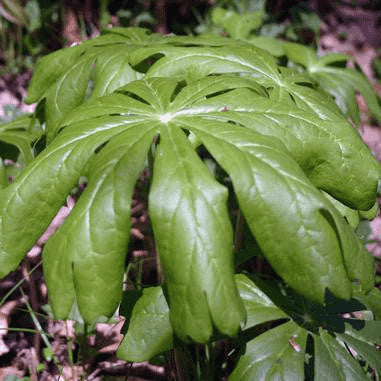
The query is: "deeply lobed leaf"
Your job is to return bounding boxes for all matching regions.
[117,274,381,380]
[283,42,381,124]
[0,29,380,343]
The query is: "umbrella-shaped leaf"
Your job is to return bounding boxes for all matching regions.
[0,30,379,346]
[1,73,378,318]
[248,36,285,57]
[282,42,317,68]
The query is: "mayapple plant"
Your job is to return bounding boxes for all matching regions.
[0,26,381,379]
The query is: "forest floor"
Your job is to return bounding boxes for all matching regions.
[0,4,381,380]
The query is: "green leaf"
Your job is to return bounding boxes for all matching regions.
[283,43,381,124]
[358,201,379,220]
[0,159,7,188]
[277,73,347,122]
[181,118,373,302]
[321,191,360,229]
[230,275,374,381]
[230,321,308,381]
[354,288,381,320]
[338,333,381,376]
[0,116,136,278]
[101,26,159,43]
[25,44,87,104]
[132,45,281,84]
[343,319,381,345]
[313,71,361,125]
[314,67,381,124]
[90,49,142,99]
[235,273,288,328]
[298,11,322,35]
[117,274,287,362]
[119,289,143,333]
[314,331,367,381]
[283,42,317,68]
[43,122,157,322]
[149,124,245,342]
[0,114,40,164]
[314,53,350,67]
[116,273,379,379]
[211,8,264,40]
[174,86,380,210]
[1,30,379,338]
[117,287,173,362]
[45,56,95,140]
[248,36,285,56]
[3,73,378,317]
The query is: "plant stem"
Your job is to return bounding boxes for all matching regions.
[79,323,89,369]
[19,288,52,349]
[234,209,245,251]
[173,338,191,381]
[0,327,52,336]
[206,342,215,381]
[22,260,41,359]
[0,261,41,306]
[174,348,190,381]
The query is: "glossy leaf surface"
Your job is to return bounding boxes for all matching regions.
[149,124,245,342]
[0,29,379,340]
[117,274,381,380]
[0,114,40,164]
[283,42,381,124]
[230,276,381,381]
[117,287,173,362]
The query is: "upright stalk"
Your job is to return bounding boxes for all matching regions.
[173,343,190,381]
[234,209,245,251]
